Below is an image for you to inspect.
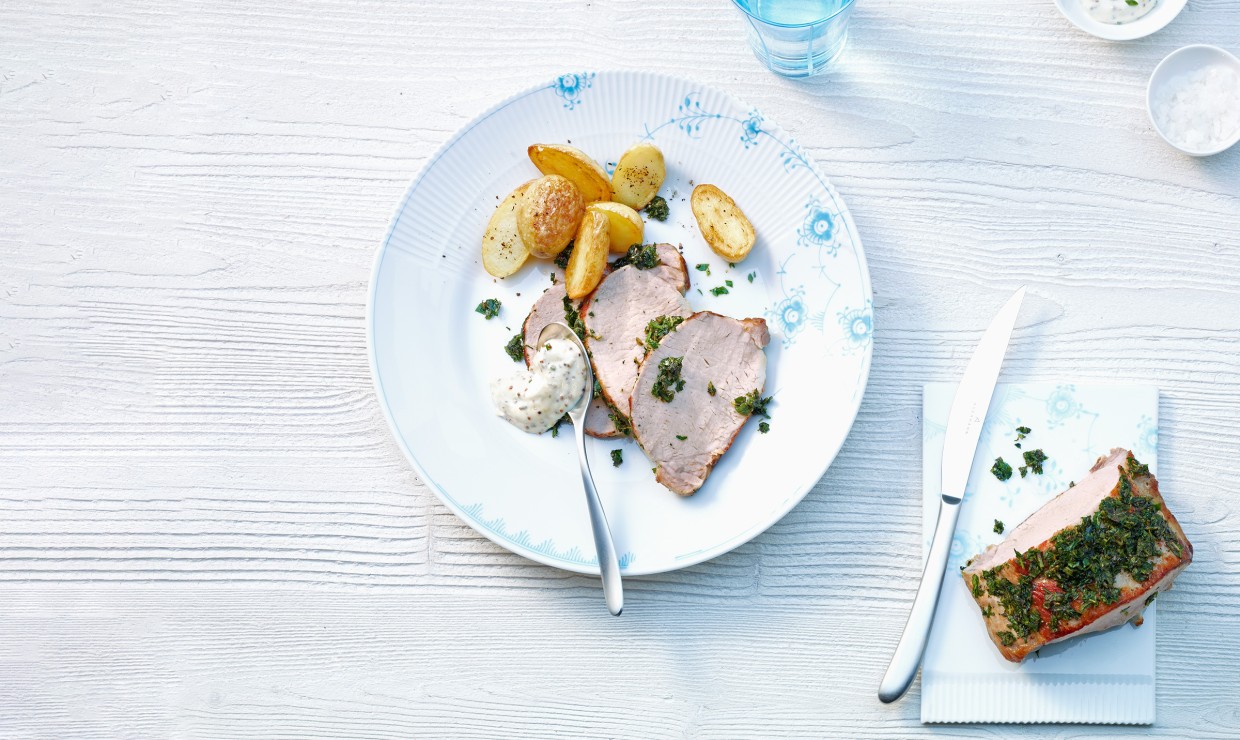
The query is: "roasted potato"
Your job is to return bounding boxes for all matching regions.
[566,209,609,299]
[481,181,534,278]
[691,184,755,262]
[611,142,665,210]
[528,144,613,203]
[517,175,585,259]
[586,201,644,254]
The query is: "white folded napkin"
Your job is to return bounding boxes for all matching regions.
[921,383,1159,724]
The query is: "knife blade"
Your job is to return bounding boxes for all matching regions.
[877,286,1025,704]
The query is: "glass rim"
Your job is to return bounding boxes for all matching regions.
[729,0,857,29]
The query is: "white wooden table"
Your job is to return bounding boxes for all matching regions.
[4,1,1239,737]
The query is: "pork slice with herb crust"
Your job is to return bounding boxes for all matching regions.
[650,243,689,293]
[581,264,692,423]
[520,283,620,438]
[629,312,769,495]
[962,448,1192,662]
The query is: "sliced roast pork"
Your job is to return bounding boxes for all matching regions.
[581,264,692,422]
[520,283,619,438]
[629,312,769,495]
[649,243,689,293]
[962,448,1192,662]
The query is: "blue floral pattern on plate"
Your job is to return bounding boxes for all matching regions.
[552,72,594,110]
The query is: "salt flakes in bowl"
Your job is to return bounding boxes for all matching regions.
[1147,45,1240,156]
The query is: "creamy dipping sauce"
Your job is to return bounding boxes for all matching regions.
[1082,0,1156,24]
[490,337,587,433]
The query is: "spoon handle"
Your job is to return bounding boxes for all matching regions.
[575,427,623,615]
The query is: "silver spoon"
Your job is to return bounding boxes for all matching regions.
[539,321,624,616]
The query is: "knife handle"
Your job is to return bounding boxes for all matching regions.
[878,497,961,703]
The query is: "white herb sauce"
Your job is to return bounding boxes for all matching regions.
[1082,0,1156,25]
[490,337,586,434]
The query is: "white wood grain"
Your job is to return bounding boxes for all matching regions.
[2,0,1239,736]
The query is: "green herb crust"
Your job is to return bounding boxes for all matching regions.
[991,457,1013,482]
[607,403,633,437]
[475,298,501,319]
[651,356,685,402]
[562,295,587,340]
[504,333,524,362]
[612,243,659,270]
[974,453,1186,653]
[733,389,771,418]
[644,195,669,221]
[644,315,685,351]
[554,241,574,269]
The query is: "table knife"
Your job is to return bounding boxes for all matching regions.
[878,286,1026,704]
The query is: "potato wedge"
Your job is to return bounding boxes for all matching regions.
[691,184,755,262]
[528,144,613,203]
[481,181,534,278]
[518,175,585,259]
[586,201,644,254]
[566,209,609,299]
[611,142,665,210]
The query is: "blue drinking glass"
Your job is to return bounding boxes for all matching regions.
[730,0,856,78]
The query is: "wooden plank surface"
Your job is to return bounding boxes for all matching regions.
[2,0,1238,736]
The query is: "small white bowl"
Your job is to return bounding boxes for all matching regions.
[1054,0,1186,41]
[1147,45,1240,157]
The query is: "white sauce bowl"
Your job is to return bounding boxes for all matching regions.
[1054,0,1186,40]
[1147,45,1240,157]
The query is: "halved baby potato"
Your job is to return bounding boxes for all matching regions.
[612,142,665,210]
[586,201,644,254]
[481,181,534,278]
[518,174,585,259]
[528,144,613,203]
[691,184,755,262]
[566,209,609,299]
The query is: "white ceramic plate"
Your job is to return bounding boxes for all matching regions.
[368,71,872,575]
[1054,0,1186,41]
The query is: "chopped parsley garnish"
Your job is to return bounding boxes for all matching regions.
[747,272,756,283]
[644,195,669,221]
[554,241,574,269]
[612,243,660,270]
[475,298,501,319]
[709,285,729,296]
[1125,0,1138,5]
[610,449,623,467]
[651,356,685,402]
[706,381,716,396]
[695,263,711,275]
[758,421,770,434]
[991,457,1013,482]
[644,315,685,351]
[728,262,736,269]
[976,453,1181,642]
[733,389,771,418]
[607,403,633,437]
[725,279,733,288]
[1015,425,1031,448]
[504,333,524,362]
[994,519,1005,535]
[563,295,587,340]
[675,434,687,441]
[1019,448,1048,478]
[1145,592,1157,606]
[549,272,557,284]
